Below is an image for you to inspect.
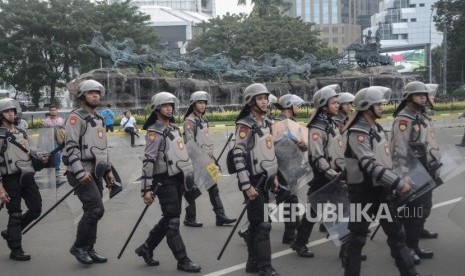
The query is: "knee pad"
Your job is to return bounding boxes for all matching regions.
[28,209,42,220]
[208,184,219,197]
[256,222,271,241]
[166,218,180,237]
[85,208,104,224]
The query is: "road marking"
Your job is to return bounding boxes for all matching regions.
[203,196,463,276]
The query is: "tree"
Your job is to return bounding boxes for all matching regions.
[0,0,158,106]
[189,14,328,63]
[237,0,291,17]
[433,0,465,90]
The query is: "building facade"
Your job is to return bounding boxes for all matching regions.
[108,0,214,16]
[288,0,379,52]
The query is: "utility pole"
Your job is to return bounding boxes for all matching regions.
[443,24,447,94]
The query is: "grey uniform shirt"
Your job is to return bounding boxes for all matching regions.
[141,125,164,195]
[308,114,338,180]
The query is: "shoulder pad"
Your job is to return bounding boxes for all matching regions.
[0,127,7,138]
[72,109,91,120]
[237,116,255,128]
[348,120,371,135]
[149,122,166,134]
[185,113,196,123]
[397,109,415,120]
[274,114,286,121]
[264,117,274,127]
[309,117,327,131]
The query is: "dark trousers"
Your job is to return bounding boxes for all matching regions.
[344,185,417,276]
[294,174,328,247]
[144,174,190,262]
[106,124,114,132]
[67,172,104,250]
[244,174,272,269]
[124,127,139,146]
[401,189,433,249]
[3,173,42,250]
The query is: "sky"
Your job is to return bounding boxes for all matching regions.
[215,0,254,17]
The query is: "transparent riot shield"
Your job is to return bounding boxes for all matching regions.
[448,197,465,231]
[392,151,437,206]
[272,118,308,145]
[28,127,59,210]
[185,140,220,205]
[307,174,349,246]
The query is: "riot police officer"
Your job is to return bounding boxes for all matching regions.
[182,91,236,227]
[135,92,201,273]
[0,98,45,261]
[274,94,306,244]
[391,81,441,262]
[63,79,114,265]
[291,85,343,258]
[334,92,355,131]
[232,83,279,276]
[343,86,421,276]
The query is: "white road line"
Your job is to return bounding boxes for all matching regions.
[203,197,463,276]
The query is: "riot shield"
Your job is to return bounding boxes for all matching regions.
[392,151,437,206]
[272,119,308,145]
[448,197,465,231]
[185,140,220,200]
[307,174,349,246]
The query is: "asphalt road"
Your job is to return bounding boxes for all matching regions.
[0,123,464,276]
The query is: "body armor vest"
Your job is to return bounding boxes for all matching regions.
[237,117,278,178]
[186,115,213,156]
[150,122,193,177]
[345,120,392,185]
[310,117,345,171]
[397,109,441,168]
[0,128,33,175]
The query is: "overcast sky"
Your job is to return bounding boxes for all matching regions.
[215,0,253,17]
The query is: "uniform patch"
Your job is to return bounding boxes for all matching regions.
[239,126,249,139]
[385,144,390,156]
[266,137,273,149]
[399,120,408,132]
[69,115,78,126]
[413,124,420,132]
[177,138,184,150]
[312,133,320,141]
[337,138,343,148]
[148,132,157,142]
[357,134,365,142]
[185,122,192,130]
[98,126,104,139]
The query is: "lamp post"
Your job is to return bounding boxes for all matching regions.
[429,8,434,83]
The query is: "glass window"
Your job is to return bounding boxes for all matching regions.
[332,0,338,24]
[296,0,302,17]
[411,18,417,22]
[420,4,425,7]
[314,1,320,24]
[323,27,329,33]
[305,0,311,22]
[323,1,329,24]
[332,27,338,34]
[332,37,338,44]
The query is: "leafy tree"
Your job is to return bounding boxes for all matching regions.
[433,0,465,90]
[0,0,158,106]
[189,14,327,62]
[237,0,291,17]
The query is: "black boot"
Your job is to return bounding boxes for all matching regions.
[291,242,314,258]
[184,202,203,227]
[10,248,31,261]
[177,257,201,273]
[88,247,107,263]
[414,248,434,259]
[135,243,160,266]
[258,266,280,276]
[419,229,438,239]
[245,259,259,273]
[70,247,93,265]
[1,229,7,240]
[209,185,237,226]
[409,248,421,265]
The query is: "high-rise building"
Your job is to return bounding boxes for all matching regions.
[108,0,214,16]
[288,0,379,52]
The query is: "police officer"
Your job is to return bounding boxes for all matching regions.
[232,83,279,276]
[291,85,343,258]
[183,91,236,227]
[334,92,355,131]
[343,86,421,276]
[391,81,441,262]
[0,98,44,261]
[274,94,306,244]
[63,79,114,265]
[135,92,201,273]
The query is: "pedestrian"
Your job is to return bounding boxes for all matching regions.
[43,105,65,182]
[0,98,47,261]
[391,81,441,264]
[273,94,306,244]
[343,86,420,276]
[182,91,236,227]
[232,83,279,276]
[120,111,139,147]
[62,79,115,265]
[291,85,343,258]
[101,104,115,132]
[135,92,201,273]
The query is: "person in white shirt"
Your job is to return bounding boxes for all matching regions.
[119,111,139,147]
